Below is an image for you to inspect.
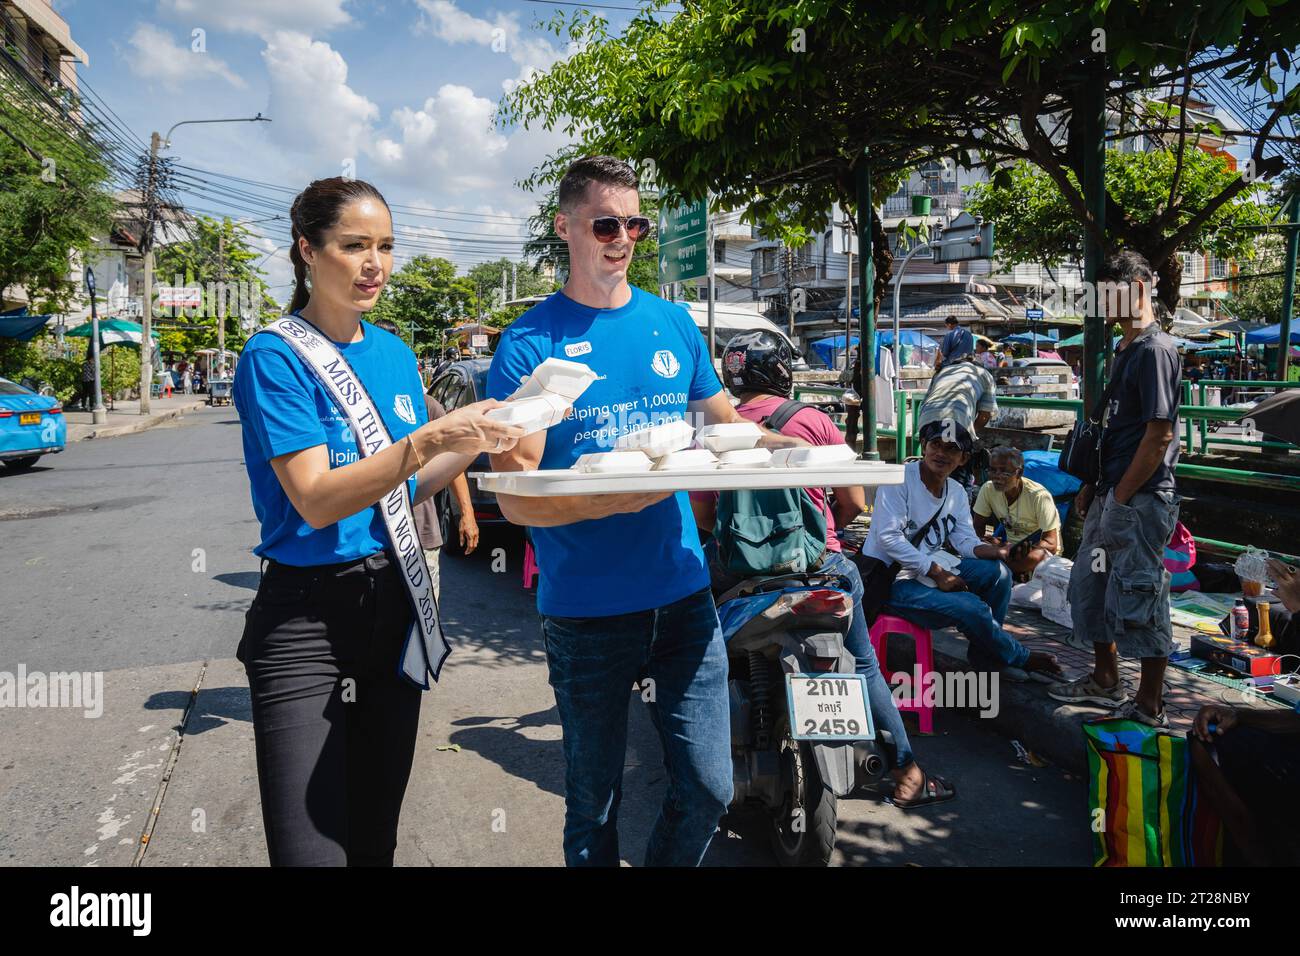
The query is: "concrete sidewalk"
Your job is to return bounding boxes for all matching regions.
[883,604,1287,776]
[63,395,209,442]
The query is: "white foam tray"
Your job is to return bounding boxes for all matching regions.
[471,462,905,496]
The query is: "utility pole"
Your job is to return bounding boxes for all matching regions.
[856,152,878,460]
[1080,65,1107,412]
[783,245,795,337]
[1277,191,1298,381]
[500,265,507,311]
[217,231,227,374]
[139,131,160,414]
[511,261,517,300]
[86,267,106,424]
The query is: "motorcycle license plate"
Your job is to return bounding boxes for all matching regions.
[786,674,874,741]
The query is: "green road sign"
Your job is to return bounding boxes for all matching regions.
[658,199,708,284]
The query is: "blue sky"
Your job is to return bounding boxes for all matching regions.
[51,0,649,298]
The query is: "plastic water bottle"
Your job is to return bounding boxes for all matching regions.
[1232,599,1250,641]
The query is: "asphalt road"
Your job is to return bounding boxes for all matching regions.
[0,407,1089,866]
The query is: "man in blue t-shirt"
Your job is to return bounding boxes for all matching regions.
[488,156,802,867]
[937,316,974,369]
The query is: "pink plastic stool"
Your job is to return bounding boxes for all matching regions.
[522,541,539,589]
[868,614,936,734]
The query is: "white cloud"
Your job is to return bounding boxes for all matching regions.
[124,23,247,90]
[261,31,379,166]
[158,0,352,38]
[415,0,566,93]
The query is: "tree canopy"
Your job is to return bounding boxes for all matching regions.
[502,0,1300,308]
[966,148,1275,305]
[0,74,117,312]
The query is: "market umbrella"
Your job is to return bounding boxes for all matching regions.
[1003,330,1058,344]
[1246,391,1300,445]
[1245,322,1300,345]
[0,306,53,342]
[65,317,159,347]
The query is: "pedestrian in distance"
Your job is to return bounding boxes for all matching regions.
[369,316,480,601]
[487,155,805,866]
[936,315,975,369]
[232,176,523,866]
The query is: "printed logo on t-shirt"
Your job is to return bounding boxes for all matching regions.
[565,341,593,358]
[651,349,681,378]
[394,393,417,425]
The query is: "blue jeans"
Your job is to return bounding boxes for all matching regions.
[885,557,1029,669]
[820,550,915,769]
[541,586,733,867]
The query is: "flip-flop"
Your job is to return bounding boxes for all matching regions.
[890,771,957,810]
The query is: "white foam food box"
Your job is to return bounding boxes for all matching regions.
[695,422,762,453]
[509,357,598,401]
[615,419,696,459]
[717,448,772,469]
[768,444,857,468]
[484,393,571,435]
[574,450,654,474]
[485,358,598,436]
[652,449,719,471]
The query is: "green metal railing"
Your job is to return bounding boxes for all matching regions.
[1193,380,1300,452]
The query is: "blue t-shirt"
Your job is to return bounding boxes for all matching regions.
[233,318,429,566]
[487,287,722,618]
[941,326,974,362]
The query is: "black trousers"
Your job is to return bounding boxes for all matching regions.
[237,552,423,866]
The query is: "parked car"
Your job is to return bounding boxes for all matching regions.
[426,358,514,555]
[0,377,66,471]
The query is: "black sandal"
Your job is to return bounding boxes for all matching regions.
[891,771,957,810]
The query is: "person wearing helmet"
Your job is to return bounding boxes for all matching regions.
[696,330,956,809]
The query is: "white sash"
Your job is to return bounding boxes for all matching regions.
[260,315,448,689]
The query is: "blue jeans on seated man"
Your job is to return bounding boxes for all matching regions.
[541,585,733,867]
[884,557,1029,670]
[819,549,916,770]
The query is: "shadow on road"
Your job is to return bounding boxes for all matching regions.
[144,685,252,736]
[215,571,261,590]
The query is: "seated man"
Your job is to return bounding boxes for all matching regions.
[692,331,955,809]
[1191,701,1300,866]
[860,420,1064,680]
[972,446,1061,582]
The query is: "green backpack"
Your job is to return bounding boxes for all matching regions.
[713,401,829,577]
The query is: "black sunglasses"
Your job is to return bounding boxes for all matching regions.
[590,215,653,242]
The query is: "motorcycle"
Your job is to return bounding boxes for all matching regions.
[716,569,888,866]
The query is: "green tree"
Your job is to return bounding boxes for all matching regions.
[501,1,1300,316]
[367,255,475,354]
[966,150,1274,307]
[153,215,280,356]
[464,256,558,327]
[0,74,117,312]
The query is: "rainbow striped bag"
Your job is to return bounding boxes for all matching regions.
[1085,719,1223,867]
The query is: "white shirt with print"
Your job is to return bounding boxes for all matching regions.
[861,460,983,579]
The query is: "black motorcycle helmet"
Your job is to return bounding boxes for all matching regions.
[722,330,793,398]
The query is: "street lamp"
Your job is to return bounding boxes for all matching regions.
[85,266,106,424]
[137,113,272,414]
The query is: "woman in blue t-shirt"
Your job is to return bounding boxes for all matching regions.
[233,177,522,866]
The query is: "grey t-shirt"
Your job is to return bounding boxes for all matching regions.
[413,396,448,549]
[917,361,998,433]
[1099,325,1181,493]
